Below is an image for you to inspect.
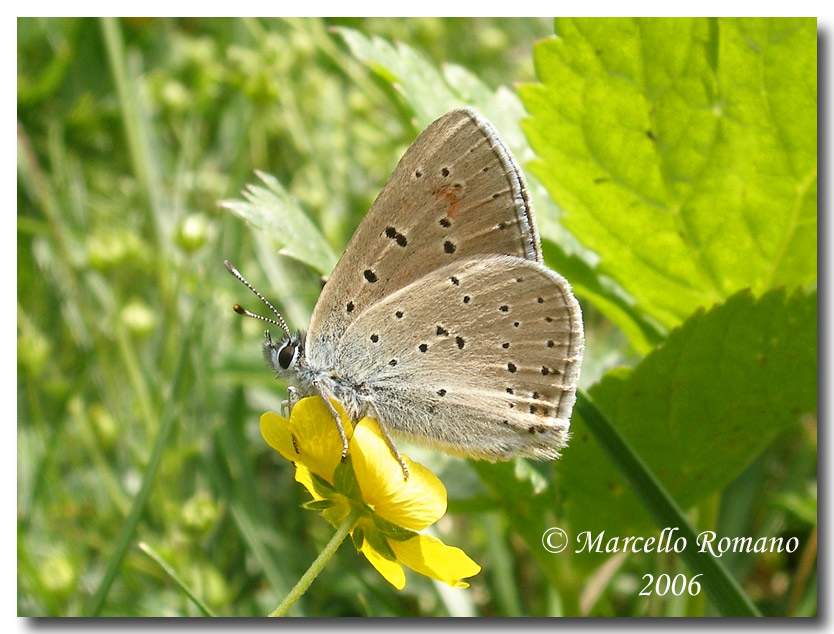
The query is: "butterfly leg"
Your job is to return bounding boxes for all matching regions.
[312,381,349,461]
[368,404,409,481]
[281,386,302,417]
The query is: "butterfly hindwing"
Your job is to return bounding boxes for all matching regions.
[326,255,584,460]
[307,109,540,348]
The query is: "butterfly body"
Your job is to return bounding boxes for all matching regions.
[246,108,584,467]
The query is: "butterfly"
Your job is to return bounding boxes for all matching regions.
[227,108,584,478]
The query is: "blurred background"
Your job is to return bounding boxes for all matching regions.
[17,17,815,617]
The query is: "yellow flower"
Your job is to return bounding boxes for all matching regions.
[260,396,481,590]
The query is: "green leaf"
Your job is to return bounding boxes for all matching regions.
[336,28,532,178]
[772,491,817,526]
[362,525,398,562]
[541,238,665,353]
[520,18,817,329]
[559,287,816,538]
[220,170,338,275]
[302,499,337,512]
[475,458,551,500]
[351,525,365,551]
[335,27,458,129]
[309,472,338,499]
[333,456,363,503]
[372,514,418,542]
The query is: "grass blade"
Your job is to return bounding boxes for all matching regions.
[86,320,196,616]
[574,390,761,617]
[138,542,217,617]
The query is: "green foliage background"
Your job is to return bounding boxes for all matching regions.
[17,17,816,617]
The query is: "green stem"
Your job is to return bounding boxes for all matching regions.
[575,390,761,617]
[269,508,360,617]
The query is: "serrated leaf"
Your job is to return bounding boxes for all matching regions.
[559,288,816,541]
[335,28,573,245]
[220,170,337,275]
[521,18,817,329]
[335,28,458,129]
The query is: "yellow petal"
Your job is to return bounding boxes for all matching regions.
[261,411,338,505]
[260,412,297,462]
[389,535,481,588]
[359,541,406,590]
[351,418,446,530]
[294,464,321,500]
[286,397,353,483]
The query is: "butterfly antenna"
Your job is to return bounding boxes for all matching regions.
[224,260,293,338]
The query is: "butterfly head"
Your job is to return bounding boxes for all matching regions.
[224,259,305,378]
[263,330,305,377]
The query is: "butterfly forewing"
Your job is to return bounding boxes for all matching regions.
[307,109,540,347]
[329,255,584,460]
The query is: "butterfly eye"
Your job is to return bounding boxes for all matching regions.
[278,344,296,369]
